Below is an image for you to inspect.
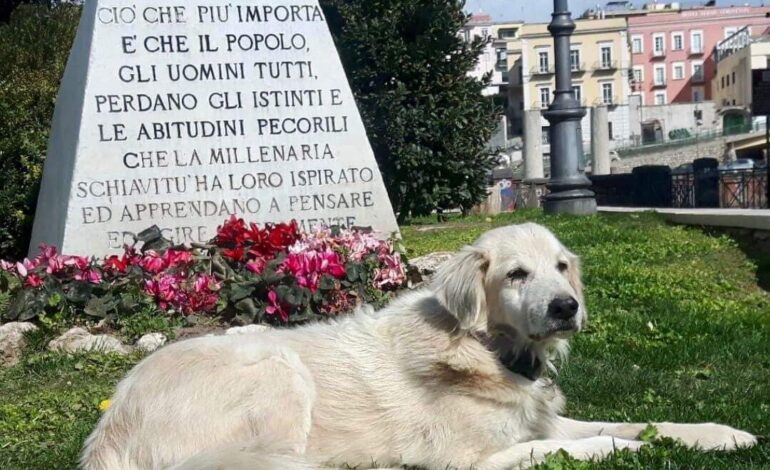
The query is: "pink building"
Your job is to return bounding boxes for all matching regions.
[627,5,770,105]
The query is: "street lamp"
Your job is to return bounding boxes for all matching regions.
[542,0,597,215]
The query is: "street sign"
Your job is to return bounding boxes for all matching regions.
[751,69,770,116]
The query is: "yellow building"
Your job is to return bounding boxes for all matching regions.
[518,18,630,113]
[713,30,770,111]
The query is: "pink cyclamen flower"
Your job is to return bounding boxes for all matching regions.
[144,275,182,309]
[86,269,103,284]
[163,249,193,268]
[1,260,16,272]
[15,261,29,277]
[245,256,269,275]
[24,273,44,288]
[139,252,166,274]
[265,289,289,322]
[373,253,406,289]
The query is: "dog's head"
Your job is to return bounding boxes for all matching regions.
[431,223,585,344]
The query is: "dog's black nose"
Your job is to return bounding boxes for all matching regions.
[548,296,579,320]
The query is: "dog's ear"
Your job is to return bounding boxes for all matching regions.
[566,252,584,303]
[432,246,490,331]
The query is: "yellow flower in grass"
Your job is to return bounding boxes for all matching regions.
[99,399,112,412]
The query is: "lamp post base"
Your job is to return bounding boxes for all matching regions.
[543,188,597,215]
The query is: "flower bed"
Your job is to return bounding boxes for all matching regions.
[0,217,406,329]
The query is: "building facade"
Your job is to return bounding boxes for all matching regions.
[461,15,523,97]
[520,18,630,111]
[627,4,770,105]
[713,28,770,111]
[515,18,631,148]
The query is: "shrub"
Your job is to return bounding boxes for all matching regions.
[320,0,501,221]
[0,4,79,260]
[0,218,406,330]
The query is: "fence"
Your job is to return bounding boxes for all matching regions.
[592,164,769,209]
[614,121,766,158]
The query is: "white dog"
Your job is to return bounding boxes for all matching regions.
[81,223,756,470]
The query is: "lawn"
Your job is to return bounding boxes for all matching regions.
[2,210,770,469]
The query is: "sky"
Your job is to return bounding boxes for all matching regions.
[464,0,770,22]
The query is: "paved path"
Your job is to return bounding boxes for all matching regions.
[599,206,770,231]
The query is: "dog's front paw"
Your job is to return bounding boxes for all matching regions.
[657,423,757,451]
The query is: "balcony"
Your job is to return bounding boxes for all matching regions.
[691,74,705,84]
[595,96,619,106]
[652,79,667,88]
[593,60,618,71]
[570,62,586,73]
[530,65,554,76]
[652,48,666,58]
[690,46,704,56]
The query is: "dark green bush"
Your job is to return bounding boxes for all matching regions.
[0,4,79,260]
[320,0,501,222]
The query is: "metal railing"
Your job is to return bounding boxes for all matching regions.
[615,121,766,157]
[672,168,768,209]
[593,60,619,71]
[530,65,555,75]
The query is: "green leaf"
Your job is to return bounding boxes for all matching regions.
[319,276,336,291]
[638,424,659,442]
[7,289,45,322]
[84,296,116,318]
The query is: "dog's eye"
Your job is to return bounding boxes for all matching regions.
[507,268,529,281]
[557,261,569,273]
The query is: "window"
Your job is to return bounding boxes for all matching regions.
[496,48,507,68]
[538,50,549,73]
[691,31,703,53]
[692,87,704,102]
[721,75,725,88]
[600,45,612,68]
[732,71,736,84]
[692,61,704,82]
[541,127,550,145]
[571,85,582,103]
[499,28,517,39]
[481,28,489,37]
[724,27,737,39]
[570,49,581,71]
[539,87,551,107]
[608,122,614,140]
[632,66,644,83]
[726,74,731,86]
[654,65,666,85]
[672,62,685,80]
[601,82,613,104]
[631,35,643,53]
[672,32,684,50]
[654,92,666,105]
[653,34,665,55]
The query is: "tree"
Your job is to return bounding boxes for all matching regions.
[320,0,500,222]
[0,4,79,259]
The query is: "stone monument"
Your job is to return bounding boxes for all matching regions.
[30,0,399,257]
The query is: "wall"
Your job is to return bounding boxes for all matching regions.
[637,101,719,137]
[612,137,727,173]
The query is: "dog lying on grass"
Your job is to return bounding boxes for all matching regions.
[81,223,756,469]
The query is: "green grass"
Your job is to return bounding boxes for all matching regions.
[2,211,770,469]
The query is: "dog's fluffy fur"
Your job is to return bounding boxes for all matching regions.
[81,223,756,470]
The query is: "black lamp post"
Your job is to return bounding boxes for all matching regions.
[542,0,597,215]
